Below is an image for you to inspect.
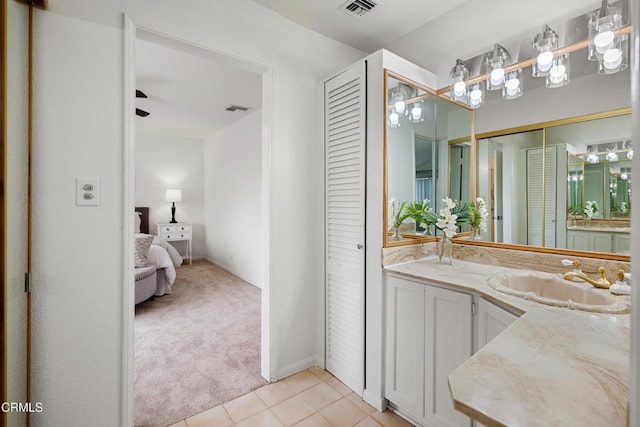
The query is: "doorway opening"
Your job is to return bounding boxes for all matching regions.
[126,27,273,426]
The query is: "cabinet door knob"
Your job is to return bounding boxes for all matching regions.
[357,243,363,249]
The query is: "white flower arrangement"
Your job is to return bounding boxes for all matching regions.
[619,201,629,213]
[471,197,489,232]
[436,197,459,238]
[584,200,599,218]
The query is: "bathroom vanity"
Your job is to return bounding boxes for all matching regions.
[383,257,630,427]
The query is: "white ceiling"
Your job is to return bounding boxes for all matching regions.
[135,33,263,140]
[250,0,470,53]
[134,0,608,139]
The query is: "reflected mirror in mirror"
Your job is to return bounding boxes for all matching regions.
[385,72,437,244]
[384,71,474,247]
[476,112,631,256]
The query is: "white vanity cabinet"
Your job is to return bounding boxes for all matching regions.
[566,229,613,252]
[385,274,473,427]
[476,298,519,351]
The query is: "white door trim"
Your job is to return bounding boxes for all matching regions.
[121,16,276,426]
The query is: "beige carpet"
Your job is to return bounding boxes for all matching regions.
[134,261,266,427]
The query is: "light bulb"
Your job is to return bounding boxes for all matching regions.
[588,153,599,163]
[469,88,482,106]
[572,176,578,182]
[579,175,583,181]
[490,68,505,86]
[594,30,615,54]
[606,151,619,162]
[621,172,628,180]
[549,64,566,84]
[537,51,554,72]
[603,48,622,70]
[411,106,422,122]
[505,77,520,96]
[627,149,633,160]
[394,100,405,114]
[453,81,466,97]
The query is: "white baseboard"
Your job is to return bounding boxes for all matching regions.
[363,389,388,412]
[205,257,260,288]
[277,356,318,381]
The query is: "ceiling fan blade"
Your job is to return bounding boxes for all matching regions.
[136,90,148,98]
[136,108,150,117]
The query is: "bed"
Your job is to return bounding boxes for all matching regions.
[135,207,183,304]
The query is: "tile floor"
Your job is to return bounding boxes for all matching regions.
[168,367,414,427]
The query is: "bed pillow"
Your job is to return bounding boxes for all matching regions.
[135,234,155,267]
[134,211,142,234]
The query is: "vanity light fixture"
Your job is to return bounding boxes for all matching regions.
[391,84,410,115]
[388,111,400,128]
[589,0,628,74]
[467,82,485,109]
[532,25,559,77]
[627,147,634,160]
[606,144,619,161]
[621,169,629,180]
[409,100,424,123]
[485,44,510,91]
[586,147,599,164]
[503,69,523,100]
[546,53,570,88]
[449,59,470,103]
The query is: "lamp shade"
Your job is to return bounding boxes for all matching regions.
[165,188,182,203]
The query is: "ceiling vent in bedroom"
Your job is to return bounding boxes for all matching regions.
[225,104,251,112]
[339,0,380,17]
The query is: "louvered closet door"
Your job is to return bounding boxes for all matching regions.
[325,63,365,394]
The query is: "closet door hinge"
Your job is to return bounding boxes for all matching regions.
[25,272,31,293]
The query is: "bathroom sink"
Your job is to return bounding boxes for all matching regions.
[487,271,630,314]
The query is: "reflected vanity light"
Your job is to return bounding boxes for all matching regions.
[503,70,523,99]
[389,111,400,128]
[606,144,619,161]
[410,100,424,123]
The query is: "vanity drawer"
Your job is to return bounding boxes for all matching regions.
[162,231,191,240]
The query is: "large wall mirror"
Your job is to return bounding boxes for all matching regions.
[475,110,631,259]
[384,70,473,247]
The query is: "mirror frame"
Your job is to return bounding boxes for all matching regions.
[468,107,631,261]
[383,69,476,247]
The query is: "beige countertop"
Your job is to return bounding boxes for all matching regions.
[567,225,631,233]
[384,257,631,427]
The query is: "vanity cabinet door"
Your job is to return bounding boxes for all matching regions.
[385,275,426,419]
[613,233,631,254]
[567,230,589,251]
[385,274,473,427]
[476,298,519,351]
[424,285,473,427]
[590,233,612,253]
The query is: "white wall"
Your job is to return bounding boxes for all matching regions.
[135,132,205,257]
[31,11,123,426]
[204,109,262,287]
[30,1,365,424]
[476,70,630,134]
[5,2,29,426]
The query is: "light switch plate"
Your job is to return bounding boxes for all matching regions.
[76,177,100,206]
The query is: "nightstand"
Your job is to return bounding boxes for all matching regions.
[156,222,193,265]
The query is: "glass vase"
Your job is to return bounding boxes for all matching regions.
[393,227,401,240]
[472,226,482,240]
[438,234,453,265]
[584,217,591,228]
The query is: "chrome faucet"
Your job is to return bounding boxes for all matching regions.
[563,266,611,289]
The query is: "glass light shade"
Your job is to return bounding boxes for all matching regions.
[589,4,628,74]
[409,101,424,123]
[165,188,182,202]
[485,44,509,91]
[621,171,628,180]
[389,112,400,128]
[502,70,523,100]
[467,83,485,109]
[545,54,569,88]
[532,25,559,77]
[627,148,633,160]
[449,59,470,102]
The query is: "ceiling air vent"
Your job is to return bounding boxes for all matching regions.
[339,0,380,17]
[225,104,250,112]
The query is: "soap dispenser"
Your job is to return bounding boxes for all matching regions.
[610,270,631,295]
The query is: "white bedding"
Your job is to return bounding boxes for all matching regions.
[142,235,183,296]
